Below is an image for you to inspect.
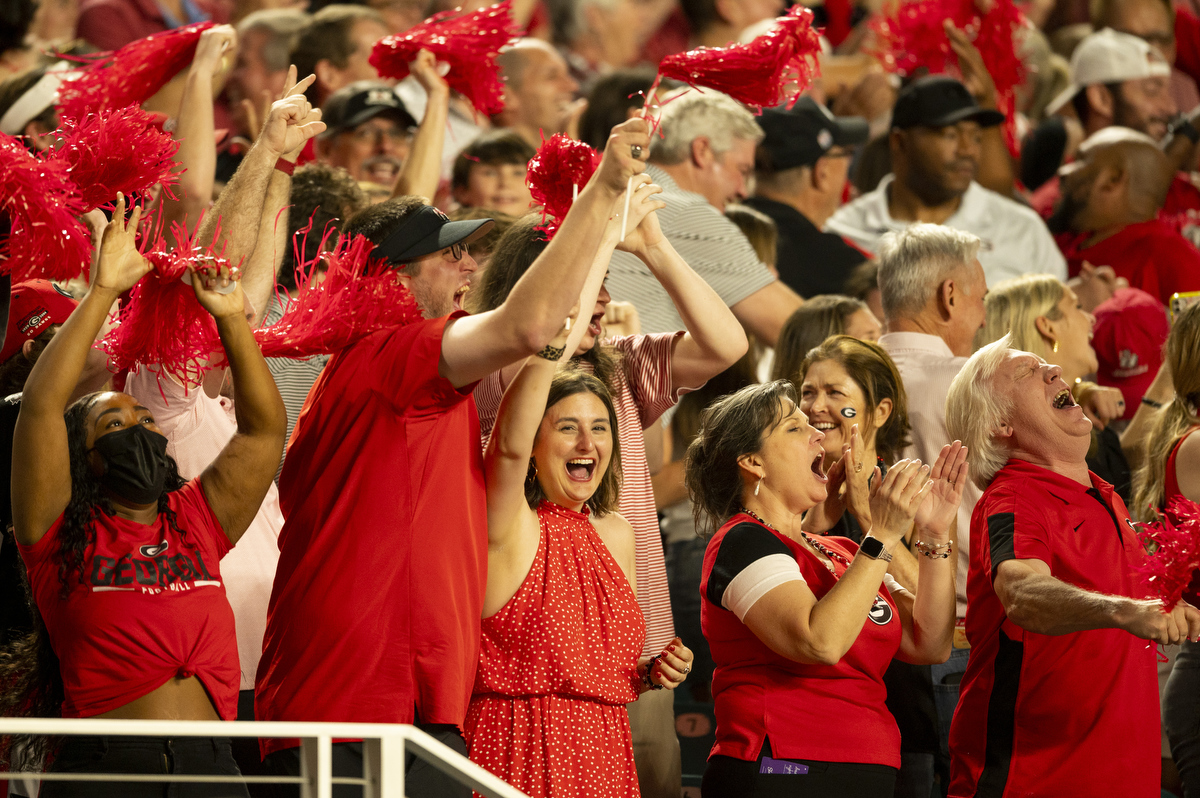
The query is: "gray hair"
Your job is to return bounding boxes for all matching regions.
[876,224,981,323]
[237,9,310,73]
[945,334,1015,490]
[651,91,763,165]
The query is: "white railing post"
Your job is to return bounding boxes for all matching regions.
[299,734,333,798]
[363,729,406,798]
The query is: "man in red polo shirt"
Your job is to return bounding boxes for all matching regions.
[255,119,652,797]
[1051,126,1200,304]
[943,339,1200,798]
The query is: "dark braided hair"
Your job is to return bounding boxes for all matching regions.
[1,391,189,764]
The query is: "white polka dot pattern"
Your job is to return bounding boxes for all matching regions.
[465,501,646,797]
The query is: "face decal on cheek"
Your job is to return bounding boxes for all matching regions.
[840,407,857,418]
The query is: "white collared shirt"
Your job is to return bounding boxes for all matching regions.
[880,331,982,620]
[827,175,1067,287]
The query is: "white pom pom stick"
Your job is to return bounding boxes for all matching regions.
[572,183,578,203]
[619,175,633,241]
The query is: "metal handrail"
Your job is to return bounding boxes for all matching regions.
[0,718,530,798]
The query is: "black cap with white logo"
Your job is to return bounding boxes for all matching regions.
[372,205,495,264]
[891,75,1005,130]
[321,80,417,136]
[757,98,870,171]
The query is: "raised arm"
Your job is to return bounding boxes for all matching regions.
[620,208,748,392]
[157,25,236,236]
[440,121,658,388]
[238,67,311,328]
[195,77,326,266]
[192,267,287,545]
[743,460,933,665]
[995,558,1200,643]
[12,197,153,546]
[391,50,447,202]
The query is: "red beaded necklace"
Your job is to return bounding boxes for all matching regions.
[739,507,852,569]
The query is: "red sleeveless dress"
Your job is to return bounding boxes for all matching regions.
[465,501,646,798]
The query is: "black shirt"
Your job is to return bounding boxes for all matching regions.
[0,395,29,645]
[744,196,868,299]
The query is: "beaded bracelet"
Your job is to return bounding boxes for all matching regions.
[641,654,664,690]
[914,540,953,560]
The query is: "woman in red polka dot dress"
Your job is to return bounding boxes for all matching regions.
[469,317,694,798]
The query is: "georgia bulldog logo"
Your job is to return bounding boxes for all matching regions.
[868,594,893,625]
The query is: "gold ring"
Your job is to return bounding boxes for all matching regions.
[855,462,863,473]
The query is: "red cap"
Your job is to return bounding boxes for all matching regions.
[0,281,79,364]
[1092,287,1170,420]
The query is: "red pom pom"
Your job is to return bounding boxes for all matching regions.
[870,0,1026,154]
[1136,496,1200,609]
[0,133,91,282]
[370,1,518,117]
[101,220,227,384]
[48,106,180,211]
[57,22,214,121]
[657,6,823,110]
[526,134,600,238]
[256,232,423,359]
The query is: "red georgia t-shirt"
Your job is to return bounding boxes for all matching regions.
[18,478,239,719]
[256,313,486,751]
[1055,218,1200,304]
[700,514,902,767]
[948,460,1158,798]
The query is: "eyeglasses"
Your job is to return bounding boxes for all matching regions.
[349,125,413,145]
[449,242,469,261]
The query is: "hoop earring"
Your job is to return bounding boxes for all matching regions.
[1051,340,1059,354]
[755,476,763,496]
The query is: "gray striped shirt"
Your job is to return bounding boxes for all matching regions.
[606,165,775,334]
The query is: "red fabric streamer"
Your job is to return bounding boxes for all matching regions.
[656,5,823,110]
[0,133,91,282]
[56,22,214,121]
[870,0,1026,154]
[526,134,600,238]
[257,232,422,359]
[1136,496,1200,610]
[101,220,230,385]
[48,106,181,211]
[369,1,518,117]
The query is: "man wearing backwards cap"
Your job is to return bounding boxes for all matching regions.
[315,79,418,186]
[746,98,870,298]
[255,119,655,798]
[827,75,1067,287]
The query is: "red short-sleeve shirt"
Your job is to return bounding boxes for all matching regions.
[19,478,238,719]
[1055,219,1200,304]
[948,460,1158,798]
[255,314,486,750]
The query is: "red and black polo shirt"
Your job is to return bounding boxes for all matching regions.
[948,459,1158,798]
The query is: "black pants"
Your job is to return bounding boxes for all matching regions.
[702,738,897,798]
[42,735,249,798]
[259,725,469,798]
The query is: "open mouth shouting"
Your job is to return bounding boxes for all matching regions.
[1052,388,1077,410]
[587,312,604,338]
[566,457,596,482]
[810,450,829,484]
[453,284,469,311]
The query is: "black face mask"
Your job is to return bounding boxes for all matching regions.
[91,425,170,505]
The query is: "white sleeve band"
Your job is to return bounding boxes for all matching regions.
[723,553,806,622]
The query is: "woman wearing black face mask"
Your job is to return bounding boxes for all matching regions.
[1,196,287,796]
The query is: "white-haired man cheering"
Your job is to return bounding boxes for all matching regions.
[943,336,1200,798]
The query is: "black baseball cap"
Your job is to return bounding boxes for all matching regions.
[372,205,495,264]
[757,98,869,171]
[891,76,1005,130]
[321,80,417,136]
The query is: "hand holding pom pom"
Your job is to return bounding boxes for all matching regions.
[191,258,246,321]
[93,194,152,295]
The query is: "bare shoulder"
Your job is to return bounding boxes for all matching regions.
[591,511,637,584]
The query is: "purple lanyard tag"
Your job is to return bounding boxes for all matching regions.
[758,756,809,775]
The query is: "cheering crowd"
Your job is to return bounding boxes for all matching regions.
[4,0,1200,796]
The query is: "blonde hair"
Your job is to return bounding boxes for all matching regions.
[946,335,1016,490]
[980,274,1065,361]
[725,203,777,267]
[1131,302,1200,521]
